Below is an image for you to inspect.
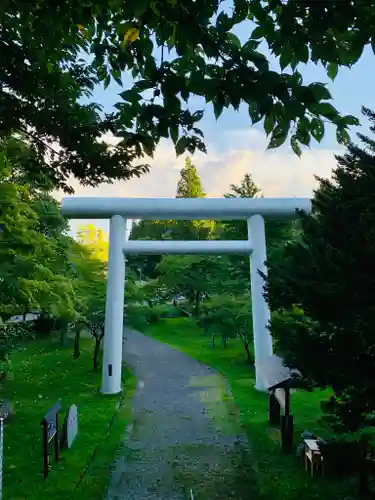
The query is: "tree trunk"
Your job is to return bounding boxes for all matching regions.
[222,335,227,348]
[244,343,252,363]
[93,338,101,372]
[73,329,81,359]
[59,322,68,346]
[238,332,252,363]
[211,332,215,349]
[194,291,201,317]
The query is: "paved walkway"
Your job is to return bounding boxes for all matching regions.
[105,329,258,499]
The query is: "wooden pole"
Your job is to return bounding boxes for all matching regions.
[42,423,48,479]
[54,413,59,462]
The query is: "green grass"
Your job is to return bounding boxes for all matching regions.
[1,337,135,500]
[142,317,358,500]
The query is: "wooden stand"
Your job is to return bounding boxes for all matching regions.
[41,400,61,479]
[257,356,300,453]
[304,439,323,477]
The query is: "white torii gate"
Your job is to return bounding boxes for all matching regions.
[61,197,311,394]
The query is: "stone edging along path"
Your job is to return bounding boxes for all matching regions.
[105,329,259,500]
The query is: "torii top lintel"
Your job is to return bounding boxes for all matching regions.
[60,197,312,221]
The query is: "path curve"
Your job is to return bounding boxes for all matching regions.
[106,329,258,500]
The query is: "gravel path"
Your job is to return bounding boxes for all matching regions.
[106,329,258,500]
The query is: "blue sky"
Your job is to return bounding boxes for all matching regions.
[70,24,375,236]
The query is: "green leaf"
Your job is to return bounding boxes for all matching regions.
[296,117,311,146]
[341,115,360,126]
[315,102,339,119]
[327,62,338,80]
[251,26,264,40]
[120,89,142,102]
[192,110,204,122]
[175,136,189,155]
[336,127,350,145]
[113,74,122,86]
[291,135,302,157]
[296,128,310,147]
[227,32,241,48]
[249,51,269,72]
[248,103,262,124]
[308,83,332,102]
[170,125,179,145]
[310,118,325,143]
[216,11,232,32]
[264,112,275,136]
[371,37,375,55]
[213,95,225,119]
[141,135,154,156]
[298,117,310,133]
[280,49,292,71]
[233,0,249,22]
[104,74,111,89]
[134,79,153,92]
[297,45,309,64]
[242,39,261,53]
[164,95,181,111]
[267,124,289,149]
[131,0,149,17]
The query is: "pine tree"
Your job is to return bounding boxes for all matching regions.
[267,106,375,494]
[224,173,261,198]
[176,157,206,198]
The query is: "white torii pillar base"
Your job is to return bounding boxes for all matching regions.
[248,215,273,391]
[101,215,126,395]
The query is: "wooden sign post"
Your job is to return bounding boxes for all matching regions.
[257,355,301,453]
[41,400,61,479]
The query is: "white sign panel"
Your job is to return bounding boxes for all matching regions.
[66,405,78,449]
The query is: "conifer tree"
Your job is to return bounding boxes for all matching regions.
[267,106,375,494]
[176,157,206,198]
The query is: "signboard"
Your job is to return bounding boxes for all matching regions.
[8,315,24,324]
[41,400,61,479]
[66,405,78,449]
[257,355,300,391]
[25,312,40,322]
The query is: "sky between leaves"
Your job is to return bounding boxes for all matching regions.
[61,16,375,237]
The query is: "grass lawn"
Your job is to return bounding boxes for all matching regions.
[141,316,358,500]
[1,337,135,500]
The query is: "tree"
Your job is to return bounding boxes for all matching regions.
[199,294,253,362]
[266,107,375,495]
[221,173,293,283]
[0,182,77,319]
[177,157,206,198]
[157,255,228,316]
[224,173,261,199]
[1,0,366,192]
[69,238,107,366]
[76,224,109,262]
[176,156,214,240]
[127,219,177,280]
[128,159,213,279]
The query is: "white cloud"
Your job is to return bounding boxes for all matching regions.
[61,129,340,236]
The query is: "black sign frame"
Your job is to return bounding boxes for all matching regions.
[40,400,61,479]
